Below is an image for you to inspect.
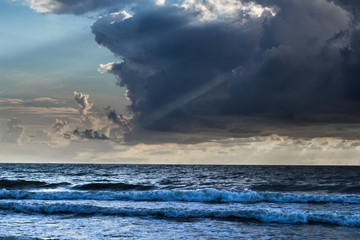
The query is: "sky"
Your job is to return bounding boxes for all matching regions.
[1,0,360,164]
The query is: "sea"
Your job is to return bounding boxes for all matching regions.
[0,164,359,239]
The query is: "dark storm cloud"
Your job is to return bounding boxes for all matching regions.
[330,0,360,24]
[105,106,132,131]
[92,2,266,130]
[91,0,360,137]
[29,0,360,138]
[223,0,350,117]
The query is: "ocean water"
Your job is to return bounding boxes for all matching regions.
[0,164,359,239]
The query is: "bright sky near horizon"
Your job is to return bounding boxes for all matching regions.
[1,0,360,165]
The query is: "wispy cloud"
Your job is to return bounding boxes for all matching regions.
[0,106,78,116]
[33,97,66,104]
[0,98,25,105]
[0,97,65,105]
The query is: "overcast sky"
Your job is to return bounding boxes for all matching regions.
[1,0,360,164]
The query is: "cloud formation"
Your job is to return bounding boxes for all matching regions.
[73,129,108,140]
[1,118,27,144]
[73,91,93,115]
[0,106,78,117]
[92,1,271,130]
[73,134,360,165]
[97,62,120,74]
[0,97,65,105]
[52,119,69,134]
[90,0,360,137]
[27,0,360,140]
[68,91,130,141]
[0,117,71,147]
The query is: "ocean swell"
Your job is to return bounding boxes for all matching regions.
[0,179,69,190]
[0,201,359,226]
[72,182,155,191]
[0,189,359,204]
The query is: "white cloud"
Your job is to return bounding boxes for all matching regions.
[0,117,72,147]
[176,0,276,22]
[52,119,69,134]
[73,91,93,115]
[1,118,27,144]
[156,0,166,6]
[0,106,78,115]
[0,97,65,105]
[68,92,130,141]
[33,97,65,104]
[98,62,120,74]
[26,0,61,13]
[109,11,132,23]
[0,98,25,105]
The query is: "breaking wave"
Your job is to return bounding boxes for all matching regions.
[0,201,359,226]
[0,188,359,204]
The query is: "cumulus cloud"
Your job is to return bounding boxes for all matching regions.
[97,62,120,74]
[88,0,360,139]
[52,119,69,134]
[0,117,71,147]
[63,91,131,141]
[71,91,109,139]
[26,0,360,140]
[155,0,166,6]
[92,1,264,130]
[73,91,93,115]
[106,106,132,131]
[177,0,276,21]
[331,0,360,24]
[73,129,108,140]
[1,118,27,144]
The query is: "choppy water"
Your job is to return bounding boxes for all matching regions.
[0,164,360,239]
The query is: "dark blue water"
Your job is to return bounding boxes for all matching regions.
[0,164,359,239]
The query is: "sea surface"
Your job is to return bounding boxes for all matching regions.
[0,164,359,239]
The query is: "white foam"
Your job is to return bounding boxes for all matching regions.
[0,188,359,204]
[0,201,359,226]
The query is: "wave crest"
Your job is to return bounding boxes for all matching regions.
[0,201,359,226]
[0,189,359,204]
